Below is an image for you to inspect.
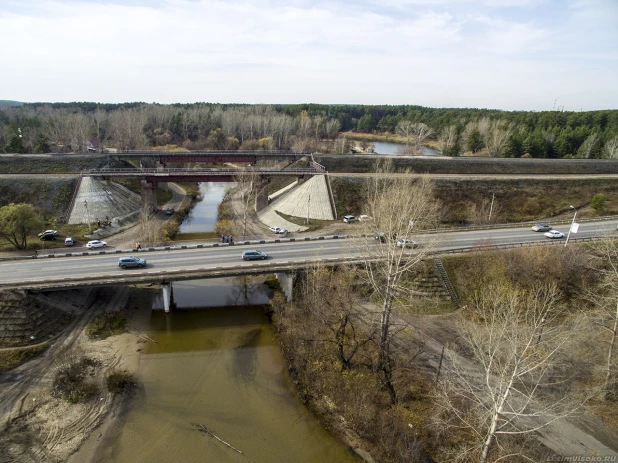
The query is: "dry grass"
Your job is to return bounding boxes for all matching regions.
[0,344,48,372]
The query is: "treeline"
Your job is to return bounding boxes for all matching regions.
[1,102,617,158]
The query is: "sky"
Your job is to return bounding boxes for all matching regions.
[1,0,617,111]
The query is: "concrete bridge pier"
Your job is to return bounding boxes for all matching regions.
[141,180,158,215]
[275,272,294,302]
[255,177,270,212]
[162,282,174,313]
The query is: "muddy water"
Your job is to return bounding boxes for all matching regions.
[96,279,360,463]
[178,182,231,233]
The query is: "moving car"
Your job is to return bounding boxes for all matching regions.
[396,238,419,248]
[343,215,356,223]
[118,256,147,269]
[64,237,74,246]
[38,229,58,237]
[39,232,56,241]
[165,207,174,215]
[544,230,564,239]
[532,224,552,232]
[242,250,268,261]
[86,240,107,249]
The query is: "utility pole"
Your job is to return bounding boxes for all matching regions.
[565,205,577,247]
[488,193,495,223]
[84,199,92,233]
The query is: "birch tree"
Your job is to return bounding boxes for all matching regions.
[603,135,618,159]
[410,122,434,152]
[233,167,260,237]
[395,120,414,146]
[435,283,585,463]
[359,161,439,403]
[439,125,459,156]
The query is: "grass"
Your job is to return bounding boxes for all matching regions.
[156,188,173,206]
[0,344,48,372]
[86,311,127,339]
[275,212,336,231]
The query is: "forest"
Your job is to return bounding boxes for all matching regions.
[1,102,617,159]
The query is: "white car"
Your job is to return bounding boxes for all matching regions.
[269,226,282,233]
[358,215,373,222]
[343,215,356,223]
[64,237,74,247]
[544,230,564,239]
[86,240,107,249]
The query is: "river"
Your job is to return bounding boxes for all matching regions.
[178,182,231,234]
[370,140,438,156]
[94,279,360,463]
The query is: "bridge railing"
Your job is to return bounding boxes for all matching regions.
[81,167,322,176]
[115,150,310,156]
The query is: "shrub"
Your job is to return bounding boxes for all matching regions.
[53,351,100,403]
[106,369,136,394]
[591,193,606,212]
[87,311,127,339]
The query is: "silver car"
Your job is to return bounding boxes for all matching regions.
[118,256,147,269]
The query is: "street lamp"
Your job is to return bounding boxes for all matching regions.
[564,205,577,247]
[84,199,92,233]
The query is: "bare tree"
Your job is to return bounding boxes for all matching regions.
[108,107,147,150]
[333,136,350,154]
[481,120,514,158]
[69,112,91,153]
[233,167,260,237]
[588,236,618,399]
[324,118,341,140]
[434,283,586,463]
[603,135,618,159]
[410,122,434,152]
[578,132,601,158]
[439,125,459,156]
[359,161,439,403]
[299,264,374,370]
[395,120,414,146]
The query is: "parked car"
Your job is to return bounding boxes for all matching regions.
[544,230,564,239]
[38,229,58,237]
[532,223,552,232]
[165,207,174,215]
[39,232,56,241]
[242,250,268,261]
[276,229,288,236]
[396,238,419,249]
[269,226,282,233]
[64,237,74,246]
[358,215,373,222]
[118,256,147,269]
[343,215,356,223]
[86,240,107,249]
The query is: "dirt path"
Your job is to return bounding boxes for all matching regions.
[0,286,145,463]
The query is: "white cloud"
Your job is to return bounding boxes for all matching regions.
[0,0,616,110]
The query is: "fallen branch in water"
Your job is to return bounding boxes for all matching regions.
[191,422,243,454]
[136,333,158,344]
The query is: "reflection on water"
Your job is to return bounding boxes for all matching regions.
[96,280,360,463]
[371,140,437,156]
[179,182,232,233]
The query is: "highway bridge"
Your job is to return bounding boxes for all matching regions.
[2,219,616,301]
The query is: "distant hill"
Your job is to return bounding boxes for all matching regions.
[0,100,23,109]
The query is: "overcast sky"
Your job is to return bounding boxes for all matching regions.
[1,0,617,111]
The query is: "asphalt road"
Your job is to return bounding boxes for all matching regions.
[2,219,617,289]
